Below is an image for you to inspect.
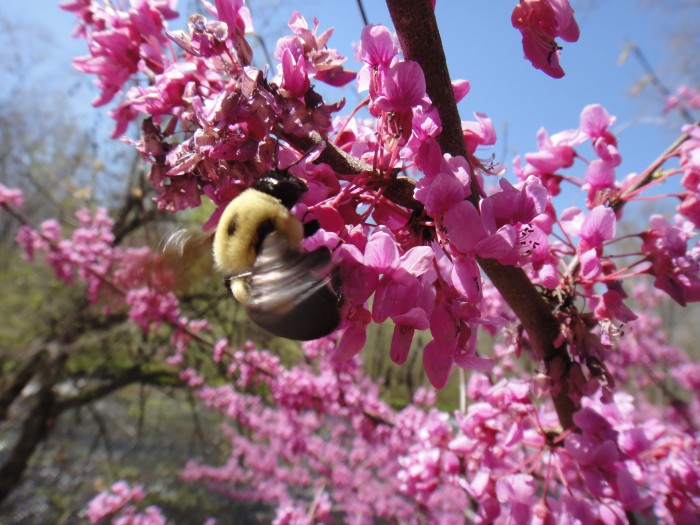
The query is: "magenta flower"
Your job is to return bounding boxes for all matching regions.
[481,176,547,228]
[279,47,311,98]
[0,184,24,208]
[444,200,519,265]
[584,159,616,191]
[678,125,700,226]
[68,0,175,107]
[363,230,435,364]
[579,104,616,141]
[357,24,399,94]
[525,126,578,173]
[85,481,146,524]
[212,0,252,40]
[414,153,471,213]
[495,474,538,523]
[373,61,428,113]
[591,290,638,323]
[275,12,355,89]
[664,85,700,114]
[462,112,496,156]
[402,105,442,165]
[641,215,700,305]
[359,24,398,69]
[168,14,229,58]
[125,287,181,332]
[511,0,580,78]
[452,79,471,103]
[423,297,492,388]
[561,205,616,253]
[422,319,456,389]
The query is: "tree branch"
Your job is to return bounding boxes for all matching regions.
[0,344,48,421]
[55,368,181,413]
[385,0,577,429]
[0,348,64,504]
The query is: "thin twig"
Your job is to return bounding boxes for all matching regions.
[356,0,370,26]
[629,43,696,124]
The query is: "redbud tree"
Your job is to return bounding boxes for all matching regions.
[2,0,699,523]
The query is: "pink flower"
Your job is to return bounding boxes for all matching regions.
[462,112,496,156]
[275,12,355,89]
[167,14,229,58]
[125,287,181,332]
[525,126,578,173]
[357,24,399,94]
[444,200,519,265]
[579,104,616,141]
[364,230,435,363]
[0,184,24,208]
[664,85,700,113]
[591,290,638,322]
[511,0,580,78]
[212,0,253,46]
[481,176,547,228]
[580,205,616,251]
[495,474,538,523]
[584,159,615,190]
[390,309,430,364]
[373,61,428,113]
[85,481,145,524]
[452,79,471,103]
[414,154,471,214]
[69,0,174,107]
[279,47,311,98]
[359,24,398,68]
[561,205,616,252]
[641,215,700,306]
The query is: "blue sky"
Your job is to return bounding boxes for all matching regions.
[3,0,694,198]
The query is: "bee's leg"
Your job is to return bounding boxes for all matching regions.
[302,219,321,238]
[331,267,344,308]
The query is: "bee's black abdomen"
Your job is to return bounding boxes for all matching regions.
[247,285,341,340]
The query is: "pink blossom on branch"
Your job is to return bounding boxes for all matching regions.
[85,481,167,525]
[0,184,24,208]
[511,0,580,78]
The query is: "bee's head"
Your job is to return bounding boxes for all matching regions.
[253,170,308,209]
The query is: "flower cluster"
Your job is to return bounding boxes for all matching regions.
[11,207,216,359]
[182,331,699,524]
[85,481,167,525]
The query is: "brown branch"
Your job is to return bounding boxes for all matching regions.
[55,368,181,413]
[0,348,64,504]
[0,344,48,421]
[279,129,374,176]
[386,0,577,429]
[628,43,696,125]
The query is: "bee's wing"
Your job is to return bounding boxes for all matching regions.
[159,228,215,292]
[247,235,332,309]
[162,228,214,264]
[243,232,341,340]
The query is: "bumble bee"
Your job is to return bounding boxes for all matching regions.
[212,172,342,340]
